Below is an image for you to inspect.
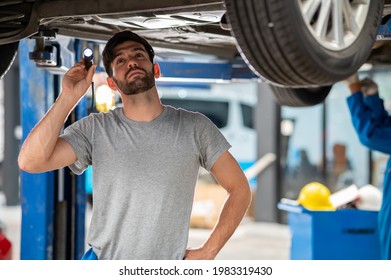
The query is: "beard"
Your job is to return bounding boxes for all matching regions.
[113,66,155,96]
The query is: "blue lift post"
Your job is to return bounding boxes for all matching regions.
[19,38,55,259]
[19,38,87,259]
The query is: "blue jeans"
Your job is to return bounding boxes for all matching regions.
[81,248,98,260]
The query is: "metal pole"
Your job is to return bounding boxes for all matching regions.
[3,53,21,206]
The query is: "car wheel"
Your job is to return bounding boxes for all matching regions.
[225,0,384,87]
[270,85,332,107]
[0,1,35,79]
[0,42,19,79]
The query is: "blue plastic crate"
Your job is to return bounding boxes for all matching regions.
[278,203,381,260]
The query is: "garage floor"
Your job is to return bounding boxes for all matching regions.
[0,205,290,260]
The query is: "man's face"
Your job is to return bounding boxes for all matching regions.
[110,41,155,96]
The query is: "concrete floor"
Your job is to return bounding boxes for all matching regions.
[0,205,290,260]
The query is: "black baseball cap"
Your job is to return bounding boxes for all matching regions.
[102,30,155,76]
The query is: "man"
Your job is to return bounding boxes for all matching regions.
[18,30,251,260]
[344,73,391,259]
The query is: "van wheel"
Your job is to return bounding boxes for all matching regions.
[270,85,332,107]
[0,42,19,79]
[225,0,384,86]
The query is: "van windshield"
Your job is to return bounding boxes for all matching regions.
[161,98,229,129]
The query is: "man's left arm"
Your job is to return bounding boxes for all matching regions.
[184,151,252,260]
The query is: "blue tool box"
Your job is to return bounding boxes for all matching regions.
[278,203,381,260]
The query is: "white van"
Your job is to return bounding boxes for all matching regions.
[85,81,258,203]
[158,81,258,188]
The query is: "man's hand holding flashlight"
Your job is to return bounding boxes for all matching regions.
[61,57,96,105]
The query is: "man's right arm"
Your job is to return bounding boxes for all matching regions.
[18,61,95,173]
[345,74,391,155]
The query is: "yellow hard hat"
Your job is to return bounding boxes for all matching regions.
[297,182,335,211]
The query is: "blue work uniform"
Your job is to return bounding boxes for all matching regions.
[347,91,391,260]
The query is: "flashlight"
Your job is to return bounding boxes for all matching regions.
[83,47,95,113]
[83,47,94,70]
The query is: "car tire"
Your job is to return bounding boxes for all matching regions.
[0,42,19,79]
[270,85,332,107]
[225,0,384,87]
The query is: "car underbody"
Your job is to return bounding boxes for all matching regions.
[1,0,391,106]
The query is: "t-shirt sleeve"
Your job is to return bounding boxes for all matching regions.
[60,116,93,175]
[196,113,231,171]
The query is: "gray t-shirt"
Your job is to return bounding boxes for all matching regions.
[60,105,231,259]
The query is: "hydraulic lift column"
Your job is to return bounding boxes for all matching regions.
[19,38,86,259]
